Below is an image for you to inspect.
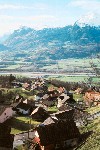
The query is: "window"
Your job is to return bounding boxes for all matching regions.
[55,144,61,148]
[59,96,64,100]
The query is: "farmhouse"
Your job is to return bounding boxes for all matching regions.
[83,91,100,106]
[33,116,80,150]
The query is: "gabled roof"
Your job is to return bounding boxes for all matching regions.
[0,134,14,148]
[16,102,31,111]
[51,109,74,120]
[58,104,72,111]
[11,101,31,111]
[10,101,21,108]
[31,107,50,121]
[31,107,48,116]
[36,119,80,146]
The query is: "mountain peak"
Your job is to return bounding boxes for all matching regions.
[75,12,100,27]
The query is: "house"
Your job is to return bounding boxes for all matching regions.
[34,94,41,101]
[57,93,70,108]
[51,109,74,121]
[58,103,72,111]
[41,90,60,107]
[0,106,14,123]
[41,99,56,107]
[33,116,80,150]
[41,94,55,107]
[74,88,83,94]
[11,81,22,88]
[57,87,68,94]
[83,91,100,106]
[23,99,35,107]
[0,121,14,149]
[57,104,89,125]
[22,82,30,90]
[15,94,24,102]
[48,86,55,92]
[31,107,50,122]
[57,87,64,93]
[11,101,33,115]
[47,90,59,98]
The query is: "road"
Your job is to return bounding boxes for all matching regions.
[0,71,96,78]
[13,130,35,148]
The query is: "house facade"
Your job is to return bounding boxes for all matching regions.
[83,91,100,106]
[0,106,13,123]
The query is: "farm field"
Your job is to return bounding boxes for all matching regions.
[0,58,99,74]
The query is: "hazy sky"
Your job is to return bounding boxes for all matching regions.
[0,0,100,36]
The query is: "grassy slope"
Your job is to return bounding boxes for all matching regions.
[78,117,100,150]
[78,106,100,150]
[11,116,41,134]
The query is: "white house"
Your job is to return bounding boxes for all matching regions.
[57,93,69,108]
[0,106,13,123]
[12,101,32,115]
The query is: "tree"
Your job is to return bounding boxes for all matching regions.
[89,55,100,77]
[9,74,15,86]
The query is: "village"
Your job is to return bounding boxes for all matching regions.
[0,74,100,150]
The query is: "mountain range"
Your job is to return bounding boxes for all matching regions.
[0,24,100,63]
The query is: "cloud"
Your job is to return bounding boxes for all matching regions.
[0,3,48,10]
[77,12,100,26]
[21,15,56,21]
[0,4,26,9]
[0,14,58,35]
[0,15,14,20]
[67,0,100,12]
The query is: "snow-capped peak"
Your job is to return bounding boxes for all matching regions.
[75,12,100,27]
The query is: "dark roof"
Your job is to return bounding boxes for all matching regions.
[0,134,14,148]
[41,99,55,107]
[36,119,80,146]
[31,107,50,121]
[17,102,31,110]
[10,101,21,108]
[58,104,72,111]
[51,109,74,120]
[58,104,89,122]
[12,101,31,111]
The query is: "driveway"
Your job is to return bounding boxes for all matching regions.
[13,130,35,148]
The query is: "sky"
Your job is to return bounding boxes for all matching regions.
[0,0,100,36]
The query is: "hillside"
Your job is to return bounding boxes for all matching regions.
[0,24,100,73]
[3,24,100,60]
[78,106,100,150]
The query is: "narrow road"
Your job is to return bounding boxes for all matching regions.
[13,130,35,148]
